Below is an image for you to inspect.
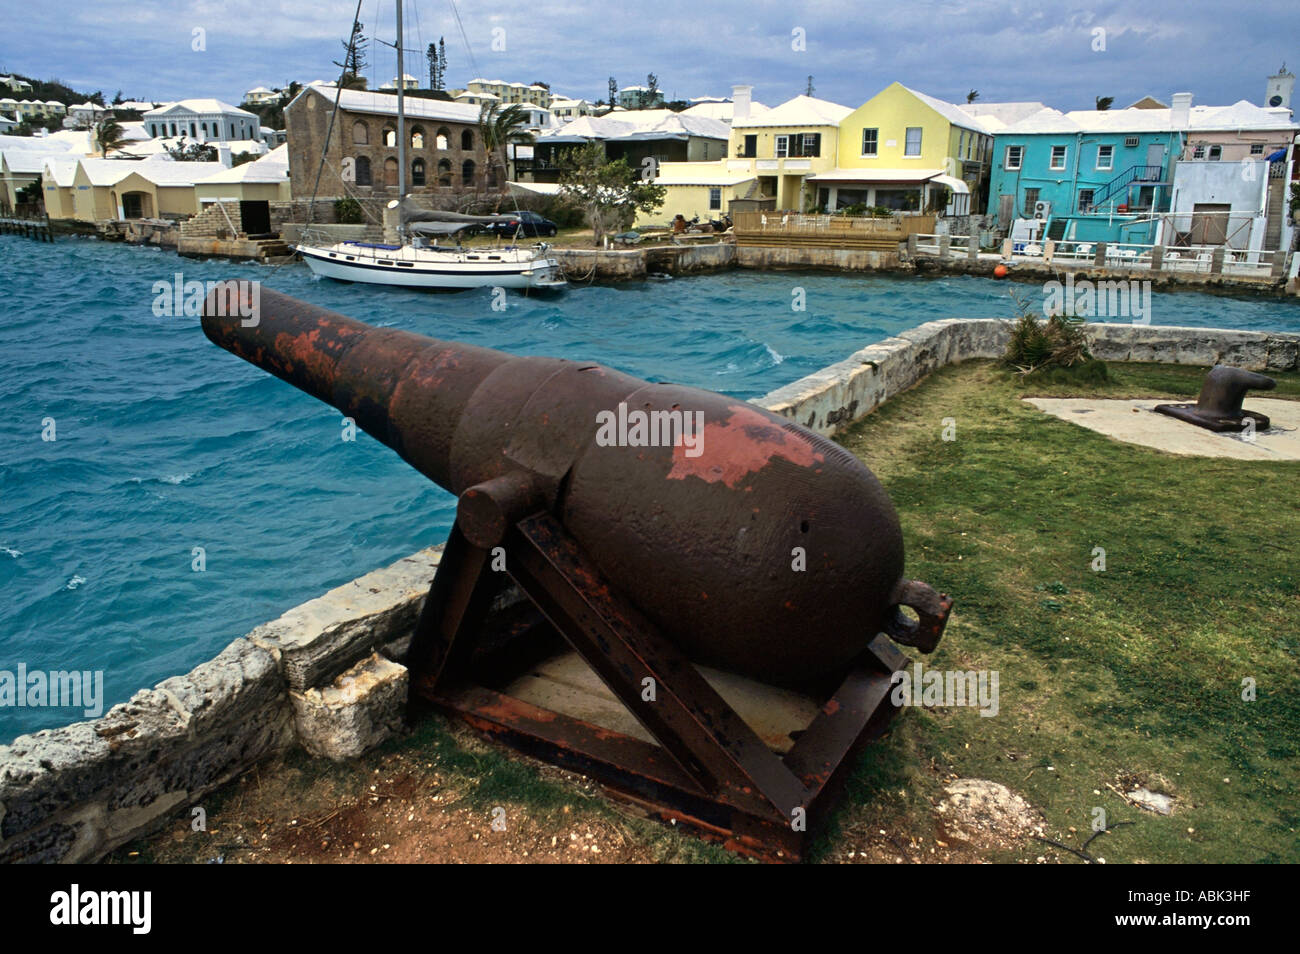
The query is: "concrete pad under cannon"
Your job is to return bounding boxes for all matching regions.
[1024,397,1300,461]
[503,651,821,754]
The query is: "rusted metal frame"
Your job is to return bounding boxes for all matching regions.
[506,512,812,823]
[405,523,497,688]
[423,683,807,862]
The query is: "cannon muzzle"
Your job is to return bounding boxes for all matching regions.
[203,285,950,686]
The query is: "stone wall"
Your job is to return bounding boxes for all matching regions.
[0,549,441,863]
[759,320,1300,436]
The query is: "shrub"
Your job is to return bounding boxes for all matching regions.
[1002,294,1106,380]
[334,196,363,224]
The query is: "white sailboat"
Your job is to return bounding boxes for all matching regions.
[295,2,566,292]
[296,204,566,290]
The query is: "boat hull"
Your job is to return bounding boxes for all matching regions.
[296,244,564,290]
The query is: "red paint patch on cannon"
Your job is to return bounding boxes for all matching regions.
[666,405,824,488]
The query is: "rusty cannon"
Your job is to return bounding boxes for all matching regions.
[202,285,952,862]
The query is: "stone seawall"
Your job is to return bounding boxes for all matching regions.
[3,320,1298,862]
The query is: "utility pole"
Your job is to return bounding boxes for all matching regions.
[396,0,405,195]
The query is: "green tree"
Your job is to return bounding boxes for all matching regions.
[1095,95,1114,111]
[478,102,535,190]
[967,89,979,103]
[94,116,128,157]
[557,140,665,244]
[166,137,218,162]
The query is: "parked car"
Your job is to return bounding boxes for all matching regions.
[487,210,559,238]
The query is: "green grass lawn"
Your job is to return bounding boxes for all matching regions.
[831,359,1299,863]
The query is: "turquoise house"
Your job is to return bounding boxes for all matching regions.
[986,98,1193,245]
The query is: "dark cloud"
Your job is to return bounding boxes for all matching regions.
[9,0,1296,111]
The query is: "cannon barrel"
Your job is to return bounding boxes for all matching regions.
[202,285,949,686]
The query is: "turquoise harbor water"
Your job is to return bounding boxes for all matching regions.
[2,234,1298,740]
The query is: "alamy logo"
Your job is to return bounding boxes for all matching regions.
[1043,273,1151,325]
[595,402,705,458]
[152,273,260,326]
[891,663,999,717]
[50,884,151,934]
[0,664,103,718]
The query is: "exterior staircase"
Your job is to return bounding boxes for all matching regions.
[1263,173,1287,250]
[1088,164,1165,209]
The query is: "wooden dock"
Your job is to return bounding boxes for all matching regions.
[0,214,55,242]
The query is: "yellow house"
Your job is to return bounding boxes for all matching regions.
[726,89,853,211]
[194,144,292,203]
[44,157,222,221]
[811,82,996,215]
[634,87,851,226]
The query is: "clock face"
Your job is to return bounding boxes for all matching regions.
[1269,94,1283,107]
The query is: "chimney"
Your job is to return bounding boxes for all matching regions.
[218,144,232,168]
[732,84,752,124]
[1170,92,1193,129]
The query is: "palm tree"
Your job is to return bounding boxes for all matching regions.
[966,89,980,103]
[94,116,128,157]
[478,102,535,192]
[1095,95,1114,111]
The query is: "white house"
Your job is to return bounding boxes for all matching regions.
[243,86,280,106]
[142,99,260,143]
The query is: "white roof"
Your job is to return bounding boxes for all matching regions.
[901,86,992,134]
[681,100,771,123]
[305,86,481,123]
[1001,100,1300,135]
[245,86,273,94]
[542,108,729,143]
[954,101,1047,131]
[733,95,851,128]
[78,155,225,187]
[198,144,289,184]
[144,99,256,118]
[43,156,80,186]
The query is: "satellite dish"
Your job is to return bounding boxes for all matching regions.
[387,199,400,209]
[1269,94,1283,107]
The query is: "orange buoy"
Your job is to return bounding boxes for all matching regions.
[993,264,1009,278]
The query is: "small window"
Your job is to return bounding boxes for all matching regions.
[1124,136,1140,148]
[861,127,878,157]
[1096,145,1113,171]
[709,187,721,210]
[904,127,922,156]
[1022,187,1040,217]
[352,120,368,145]
[1250,143,1265,155]
[1004,145,1022,170]
[1050,145,1067,170]
[774,135,789,158]
[411,159,426,186]
[461,129,473,150]
[1078,188,1095,212]
[355,156,372,186]
[382,126,397,147]
[1192,144,1206,159]
[1207,145,1222,161]
[801,133,820,157]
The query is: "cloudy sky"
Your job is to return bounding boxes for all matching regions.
[7,0,1297,112]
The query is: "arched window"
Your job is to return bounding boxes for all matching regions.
[382,125,397,147]
[435,127,450,150]
[410,125,425,149]
[461,159,476,186]
[411,159,426,186]
[437,159,452,186]
[355,155,372,186]
[352,121,368,144]
[461,129,473,151]
[384,157,399,188]
[201,122,208,137]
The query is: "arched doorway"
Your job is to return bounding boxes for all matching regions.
[384,158,399,189]
[461,159,476,187]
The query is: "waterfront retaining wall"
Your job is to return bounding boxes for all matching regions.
[3,320,1298,862]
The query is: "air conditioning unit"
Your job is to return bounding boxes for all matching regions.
[1033,200,1052,220]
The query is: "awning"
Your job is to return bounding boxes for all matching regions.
[931,174,970,194]
[808,167,944,183]
[1266,148,1287,162]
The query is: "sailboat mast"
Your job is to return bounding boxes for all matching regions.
[396,0,405,195]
